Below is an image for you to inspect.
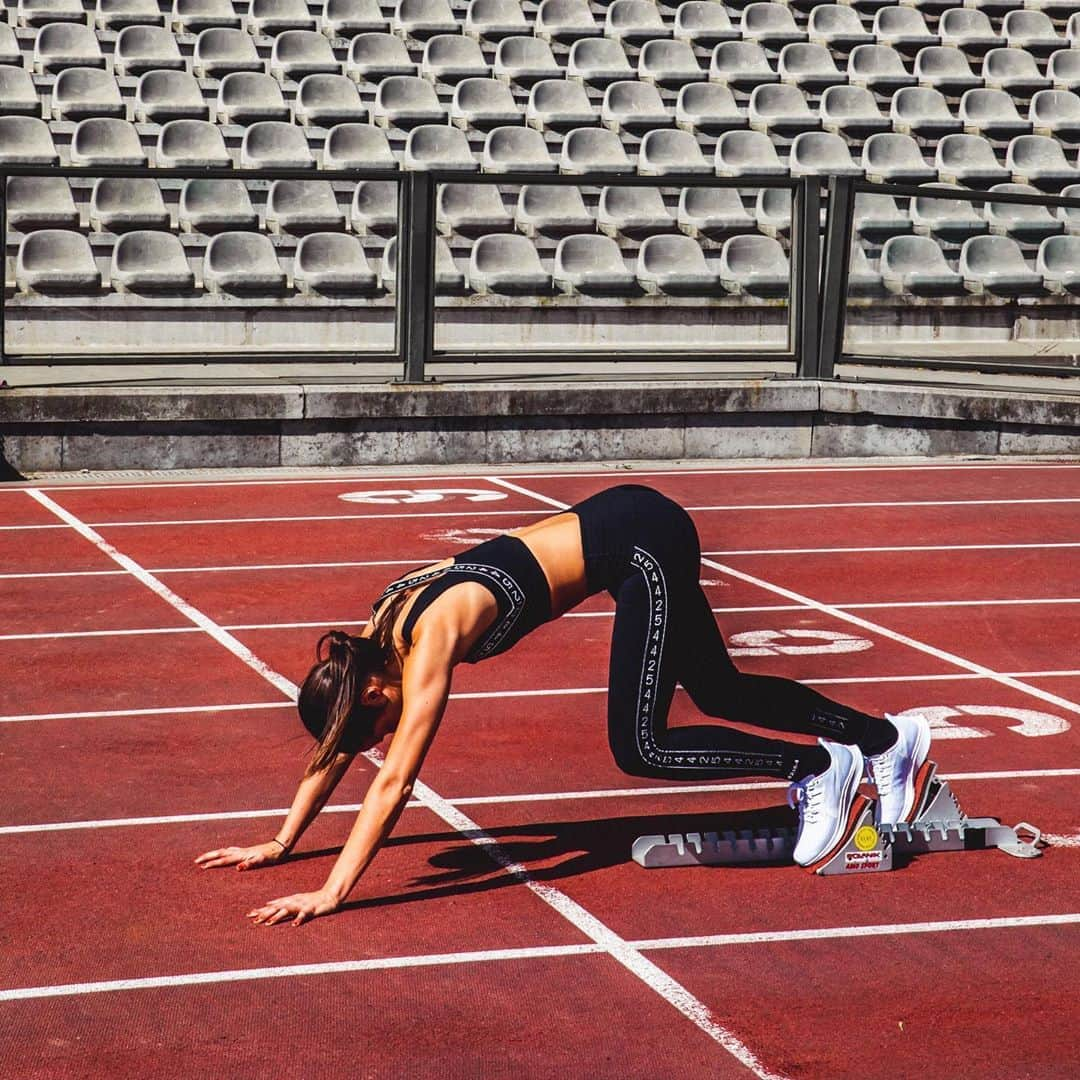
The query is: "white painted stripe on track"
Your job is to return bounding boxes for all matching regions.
[0,701,293,724]
[26,489,784,1080]
[707,542,1080,556]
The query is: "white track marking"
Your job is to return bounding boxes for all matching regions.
[1045,834,1080,848]
[1,701,292,724]
[3,913,1079,1003]
[27,491,782,1080]
[706,542,1080,556]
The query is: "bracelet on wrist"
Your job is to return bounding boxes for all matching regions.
[271,838,289,853]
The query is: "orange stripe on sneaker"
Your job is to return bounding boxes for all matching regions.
[806,794,873,875]
[904,759,935,824]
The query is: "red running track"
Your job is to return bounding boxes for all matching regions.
[2,461,1079,1079]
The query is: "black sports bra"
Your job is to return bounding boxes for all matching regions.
[370,534,553,664]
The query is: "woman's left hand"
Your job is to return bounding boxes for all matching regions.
[246,888,340,927]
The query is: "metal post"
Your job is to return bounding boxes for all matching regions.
[795,177,821,379]
[817,176,856,381]
[397,171,435,383]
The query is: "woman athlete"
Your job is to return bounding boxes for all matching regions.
[196,484,931,926]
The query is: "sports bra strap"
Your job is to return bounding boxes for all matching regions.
[371,563,452,615]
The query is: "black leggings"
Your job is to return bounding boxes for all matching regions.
[573,485,896,783]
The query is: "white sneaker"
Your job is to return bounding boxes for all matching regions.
[787,740,864,868]
[866,712,932,826]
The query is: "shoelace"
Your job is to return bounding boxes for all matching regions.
[867,746,898,797]
[787,775,824,825]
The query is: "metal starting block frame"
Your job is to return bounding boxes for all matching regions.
[632,762,1043,876]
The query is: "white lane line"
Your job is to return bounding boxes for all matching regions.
[4,913,1079,1003]
[707,542,1080,556]
[28,490,782,1080]
[0,701,293,724]
[5,770,1080,837]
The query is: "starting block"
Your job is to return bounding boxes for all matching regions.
[631,762,1043,876]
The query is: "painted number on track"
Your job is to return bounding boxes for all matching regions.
[894,705,1071,740]
[728,629,874,657]
[339,489,508,505]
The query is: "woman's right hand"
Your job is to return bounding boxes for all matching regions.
[194,841,287,872]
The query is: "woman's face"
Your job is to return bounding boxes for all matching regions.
[355,679,402,752]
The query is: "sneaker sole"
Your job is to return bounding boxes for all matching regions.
[797,750,862,870]
[898,719,933,825]
[805,793,873,875]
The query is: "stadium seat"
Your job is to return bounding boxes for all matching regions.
[110,231,196,292]
[853,192,912,240]
[1006,135,1079,189]
[266,179,346,234]
[535,0,600,43]
[70,118,148,167]
[451,78,522,129]
[567,38,634,86]
[193,29,264,79]
[1036,234,1080,292]
[481,125,556,172]
[49,68,125,121]
[1068,13,1080,49]
[754,187,792,237]
[217,73,291,125]
[938,9,997,54]
[880,234,964,295]
[348,34,416,81]
[16,230,101,292]
[249,0,317,36]
[514,184,595,236]
[324,0,388,37]
[718,234,789,297]
[862,132,935,184]
[1002,10,1061,55]
[322,123,397,168]
[203,232,288,293]
[560,127,634,174]
[270,31,342,81]
[422,34,489,82]
[293,233,378,293]
[890,87,961,138]
[848,45,916,93]
[1049,50,1080,92]
[467,234,550,293]
[240,122,316,168]
[0,116,59,165]
[809,5,874,51]
[983,48,1050,96]
[749,83,819,136]
[714,130,787,177]
[5,177,79,231]
[606,1,671,45]
[709,42,778,90]
[379,235,464,291]
[135,71,210,123]
[819,86,890,138]
[602,81,670,133]
[673,2,739,47]
[983,182,1062,242]
[179,178,259,232]
[1029,91,1080,140]
[0,25,19,67]
[935,133,1010,186]
[493,37,562,85]
[911,189,988,240]
[351,180,399,234]
[372,76,447,127]
[403,124,478,170]
[34,24,106,74]
[114,26,186,76]
[96,0,164,31]
[527,80,598,130]
[676,186,754,238]
[436,182,514,234]
[636,234,720,295]
[294,74,368,126]
[872,7,936,51]
[958,88,1031,139]
[19,0,85,27]
[846,242,884,297]
[675,83,747,133]
[0,66,40,118]
[741,3,806,49]
[777,43,845,92]
[90,177,170,231]
[789,131,862,177]
[464,0,528,41]
[1056,184,1080,235]
[392,0,459,38]
[639,40,705,86]
[172,0,241,33]
[960,234,1044,295]
[637,129,711,175]
[553,234,636,293]
[914,46,981,95]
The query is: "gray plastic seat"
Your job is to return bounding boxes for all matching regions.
[915,46,981,95]
[718,234,788,297]
[294,233,378,294]
[754,186,793,236]
[464,0,528,41]
[436,182,513,233]
[567,38,634,86]
[1007,135,1079,189]
[482,125,556,172]
[848,45,916,93]
[5,177,79,231]
[515,185,594,236]
[71,117,147,167]
[217,72,290,124]
[135,70,210,123]
[674,2,738,48]
[809,6,873,51]
[96,0,164,32]
[294,74,367,126]
[638,40,705,86]
[0,116,59,165]
[179,178,259,232]
[0,25,20,67]
[637,234,720,295]
[862,132,935,183]
[0,66,40,117]
[638,129,710,176]
[493,38,562,85]
[1049,50,1080,93]
[1003,10,1061,55]
[777,43,844,92]
[34,24,106,74]
[535,0,600,43]
[451,78,522,129]
[249,0,317,35]
[347,34,415,80]
[266,179,346,234]
[1037,234,1080,292]
[873,7,936,51]
[880,234,963,295]
[560,127,634,174]
[847,242,884,297]
[324,0,388,37]
[351,180,399,233]
[890,87,961,138]
[16,231,101,292]
[819,85,889,138]
[322,123,397,168]
[606,0,671,45]
[404,124,478,170]
[379,235,464,290]
[1057,183,1080,235]
[741,3,806,49]
[392,0,458,37]
[853,192,912,240]
[983,48,1050,96]
[527,79,597,130]
[114,26,186,76]
[709,42,778,90]
[789,131,862,177]
[553,233,636,293]
[958,88,1031,139]
[749,83,818,136]
[111,231,195,292]
[422,34,489,82]
[602,80,670,133]
[677,186,754,238]
[50,68,125,121]
[911,189,987,240]
[938,9,997,54]
[19,0,85,27]
[240,121,316,167]
[160,123,233,173]
[675,83,746,133]
[372,76,447,127]
[467,234,550,293]
[270,31,341,81]
[90,177,170,231]
[984,182,1062,242]
[193,28,263,79]
[714,129,787,177]
[1029,90,1080,140]
[935,133,1009,186]
[960,234,1043,295]
[203,232,288,293]
[172,0,241,32]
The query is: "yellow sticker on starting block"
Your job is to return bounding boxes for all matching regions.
[854,825,880,852]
